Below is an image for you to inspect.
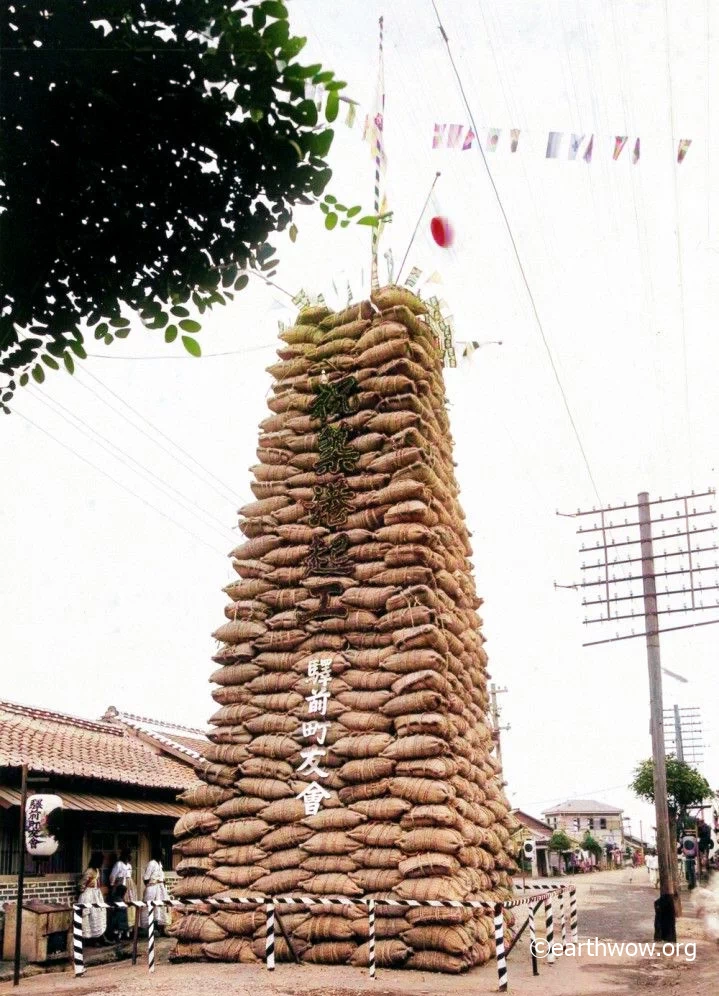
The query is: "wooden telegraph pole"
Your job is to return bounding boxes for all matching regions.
[638,492,677,936]
[13,764,28,987]
[558,488,719,941]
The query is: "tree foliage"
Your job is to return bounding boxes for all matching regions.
[548,830,572,853]
[630,756,714,814]
[0,0,348,407]
[581,831,603,859]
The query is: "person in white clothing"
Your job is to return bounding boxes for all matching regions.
[646,851,659,888]
[140,846,171,933]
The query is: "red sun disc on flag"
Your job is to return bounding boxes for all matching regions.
[430,216,454,248]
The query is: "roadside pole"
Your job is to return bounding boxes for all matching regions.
[13,764,28,987]
[638,492,678,937]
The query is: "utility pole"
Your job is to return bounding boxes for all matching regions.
[13,764,28,988]
[558,487,719,941]
[489,684,509,768]
[638,492,676,937]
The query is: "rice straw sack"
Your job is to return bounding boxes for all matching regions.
[235,777,295,801]
[339,780,390,805]
[338,757,395,783]
[301,855,358,874]
[350,798,411,820]
[303,808,366,831]
[302,873,363,897]
[304,942,358,964]
[402,925,475,956]
[405,906,472,926]
[212,845,267,867]
[204,938,258,962]
[353,917,408,941]
[381,691,443,717]
[261,847,305,871]
[351,847,402,869]
[260,824,313,851]
[213,819,269,845]
[177,784,232,808]
[381,735,447,761]
[170,942,206,962]
[350,868,402,891]
[300,832,361,856]
[175,856,215,876]
[394,877,466,902]
[347,822,403,847]
[174,809,220,840]
[400,827,465,855]
[331,733,393,759]
[398,853,461,878]
[341,669,397,691]
[294,917,357,942]
[239,756,294,778]
[173,835,216,858]
[214,797,267,819]
[172,876,225,899]
[251,868,311,894]
[209,866,267,888]
[259,799,309,824]
[396,757,458,780]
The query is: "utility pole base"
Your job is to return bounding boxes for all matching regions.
[654,894,676,943]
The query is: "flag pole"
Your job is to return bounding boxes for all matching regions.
[370,16,385,291]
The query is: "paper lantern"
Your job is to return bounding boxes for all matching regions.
[430,216,453,248]
[25,794,63,857]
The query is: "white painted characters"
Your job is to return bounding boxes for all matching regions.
[296,657,334,816]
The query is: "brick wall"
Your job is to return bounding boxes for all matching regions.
[0,874,78,907]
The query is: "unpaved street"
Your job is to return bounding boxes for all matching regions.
[3,872,717,995]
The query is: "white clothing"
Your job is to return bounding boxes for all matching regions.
[140,859,170,928]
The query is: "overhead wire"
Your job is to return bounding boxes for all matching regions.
[74,367,240,505]
[10,407,228,557]
[431,0,602,505]
[26,388,237,544]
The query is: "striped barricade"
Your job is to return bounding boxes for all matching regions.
[73,885,571,989]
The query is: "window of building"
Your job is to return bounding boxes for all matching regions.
[588,818,594,830]
[600,818,607,829]
[89,831,139,888]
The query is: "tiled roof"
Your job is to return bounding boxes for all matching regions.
[514,809,554,837]
[543,799,623,816]
[0,700,198,791]
[101,708,208,762]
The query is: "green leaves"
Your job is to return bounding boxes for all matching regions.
[182,336,202,357]
[0,0,342,408]
[325,89,339,123]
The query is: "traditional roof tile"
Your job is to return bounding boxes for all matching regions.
[543,799,623,816]
[0,700,199,791]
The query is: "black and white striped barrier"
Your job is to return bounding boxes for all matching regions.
[569,884,578,943]
[367,898,376,980]
[73,886,570,989]
[544,897,555,965]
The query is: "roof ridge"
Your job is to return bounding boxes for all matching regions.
[0,700,124,737]
[106,707,206,737]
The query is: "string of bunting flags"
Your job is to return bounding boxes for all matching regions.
[432,124,693,163]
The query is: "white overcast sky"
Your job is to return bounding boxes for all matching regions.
[3,0,718,841]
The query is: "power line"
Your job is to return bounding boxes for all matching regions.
[11,408,228,557]
[86,343,277,360]
[431,0,602,505]
[27,388,236,544]
[396,171,441,284]
[74,368,240,505]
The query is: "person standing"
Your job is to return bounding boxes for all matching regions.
[646,850,659,888]
[109,849,136,940]
[139,846,171,934]
[77,852,110,946]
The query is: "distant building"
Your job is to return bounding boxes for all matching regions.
[543,799,624,849]
[513,810,554,878]
[0,700,205,907]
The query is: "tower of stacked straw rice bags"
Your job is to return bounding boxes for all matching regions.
[171,287,519,972]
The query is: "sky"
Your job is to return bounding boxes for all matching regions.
[3,0,718,845]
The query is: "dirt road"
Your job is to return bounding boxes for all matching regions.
[2,871,717,995]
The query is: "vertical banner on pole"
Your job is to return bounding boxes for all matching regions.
[545,898,555,964]
[147,904,155,974]
[494,903,508,991]
[265,901,275,971]
[72,905,85,977]
[367,898,376,979]
[370,16,386,291]
[569,884,578,942]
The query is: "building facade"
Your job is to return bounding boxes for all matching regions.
[0,701,206,909]
[543,799,624,849]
